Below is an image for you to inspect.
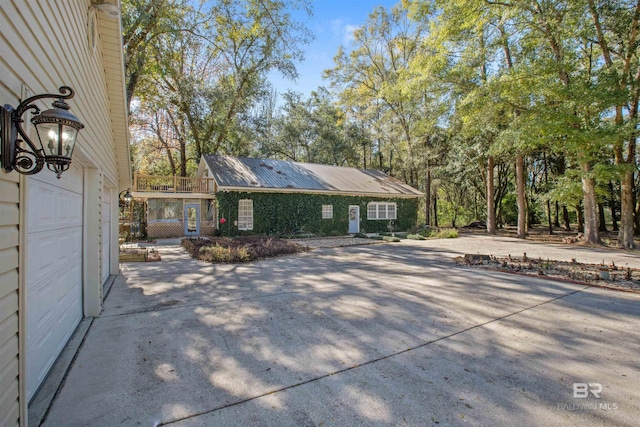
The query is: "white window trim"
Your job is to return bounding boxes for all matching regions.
[367,202,397,220]
[238,199,253,230]
[322,204,333,219]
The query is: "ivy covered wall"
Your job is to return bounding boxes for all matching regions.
[215,191,420,236]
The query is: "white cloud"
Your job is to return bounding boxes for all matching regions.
[343,24,359,45]
[330,18,344,36]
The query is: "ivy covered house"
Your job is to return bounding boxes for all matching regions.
[198,155,422,236]
[132,155,422,238]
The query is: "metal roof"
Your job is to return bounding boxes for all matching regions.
[202,155,423,197]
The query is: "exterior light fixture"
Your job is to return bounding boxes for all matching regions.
[1,86,84,178]
[91,1,121,19]
[119,188,133,206]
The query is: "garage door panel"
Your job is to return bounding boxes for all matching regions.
[26,261,82,398]
[28,181,82,234]
[26,281,54,341]
[26,228,82,286]
[26,163,84,400]
[28,329,55,391]
[26,257,82,344]
[101,221,110,283]
[56,191,83,225]
[101,184,111,284]
[30,163,83,194]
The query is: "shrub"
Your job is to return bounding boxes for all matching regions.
[432,228,459,238]
[199,245,250,263]
[182,236,308,263]
[407,233,426,240]
[418,229,433,237]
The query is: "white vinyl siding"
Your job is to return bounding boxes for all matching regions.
[367,202,397,220]
[322,205,333,219]
[0,170,20,427]
[238,199,253,230]
[0,1,130,423]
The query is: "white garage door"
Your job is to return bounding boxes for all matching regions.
[26,164,84,400]
[101,186,111,284]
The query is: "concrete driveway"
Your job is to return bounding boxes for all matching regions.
[41,236,639,426]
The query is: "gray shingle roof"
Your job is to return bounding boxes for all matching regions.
[202,155,423,197]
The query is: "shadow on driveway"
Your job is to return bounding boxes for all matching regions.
[42,242,640,426]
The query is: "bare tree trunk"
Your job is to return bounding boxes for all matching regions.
[543,151,553,234]
[619,169,636,247]
[516,154,526,238]
[581,162,600,244]
[609,181,619,232]
[563,206,571,231]
[598,203,607,232]
[487,156,496,234]
[635,189,639,235]
[179,140,187,177]
[425,168,431,225]
[433,193,438,227]
[554,202,561,227]
[576,205,584,233]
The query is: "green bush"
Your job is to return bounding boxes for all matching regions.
[418,228,433,237]
[199,245,251,263]
[407,233,426,240]
[182,236,308,263]
[432,228,459,238]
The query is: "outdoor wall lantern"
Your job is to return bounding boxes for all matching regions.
[1,86,84,178]
[119,188,133,206]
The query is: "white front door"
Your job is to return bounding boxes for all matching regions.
[26,164,84,400]
[348,205,360,233]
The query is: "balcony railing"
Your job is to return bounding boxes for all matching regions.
[134,173,216,193]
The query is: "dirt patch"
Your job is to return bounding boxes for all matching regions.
[455,254,640,293]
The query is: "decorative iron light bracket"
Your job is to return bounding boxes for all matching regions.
[1,86,84,178]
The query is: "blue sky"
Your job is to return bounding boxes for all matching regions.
[269,0,400,97]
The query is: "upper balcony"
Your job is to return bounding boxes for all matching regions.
[133,173,216,195]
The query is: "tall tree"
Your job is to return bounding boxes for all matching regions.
[124,0,312,175]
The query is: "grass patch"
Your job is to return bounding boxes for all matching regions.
[182,237,309,263]
[382,236,401,242]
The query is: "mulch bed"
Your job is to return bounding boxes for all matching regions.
[455,254,640,293]
[181,237,309,263]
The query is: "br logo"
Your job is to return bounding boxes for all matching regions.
[573,383,602,398]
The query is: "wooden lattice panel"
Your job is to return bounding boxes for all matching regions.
[147,221,218,238]
[148,222,184,238]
